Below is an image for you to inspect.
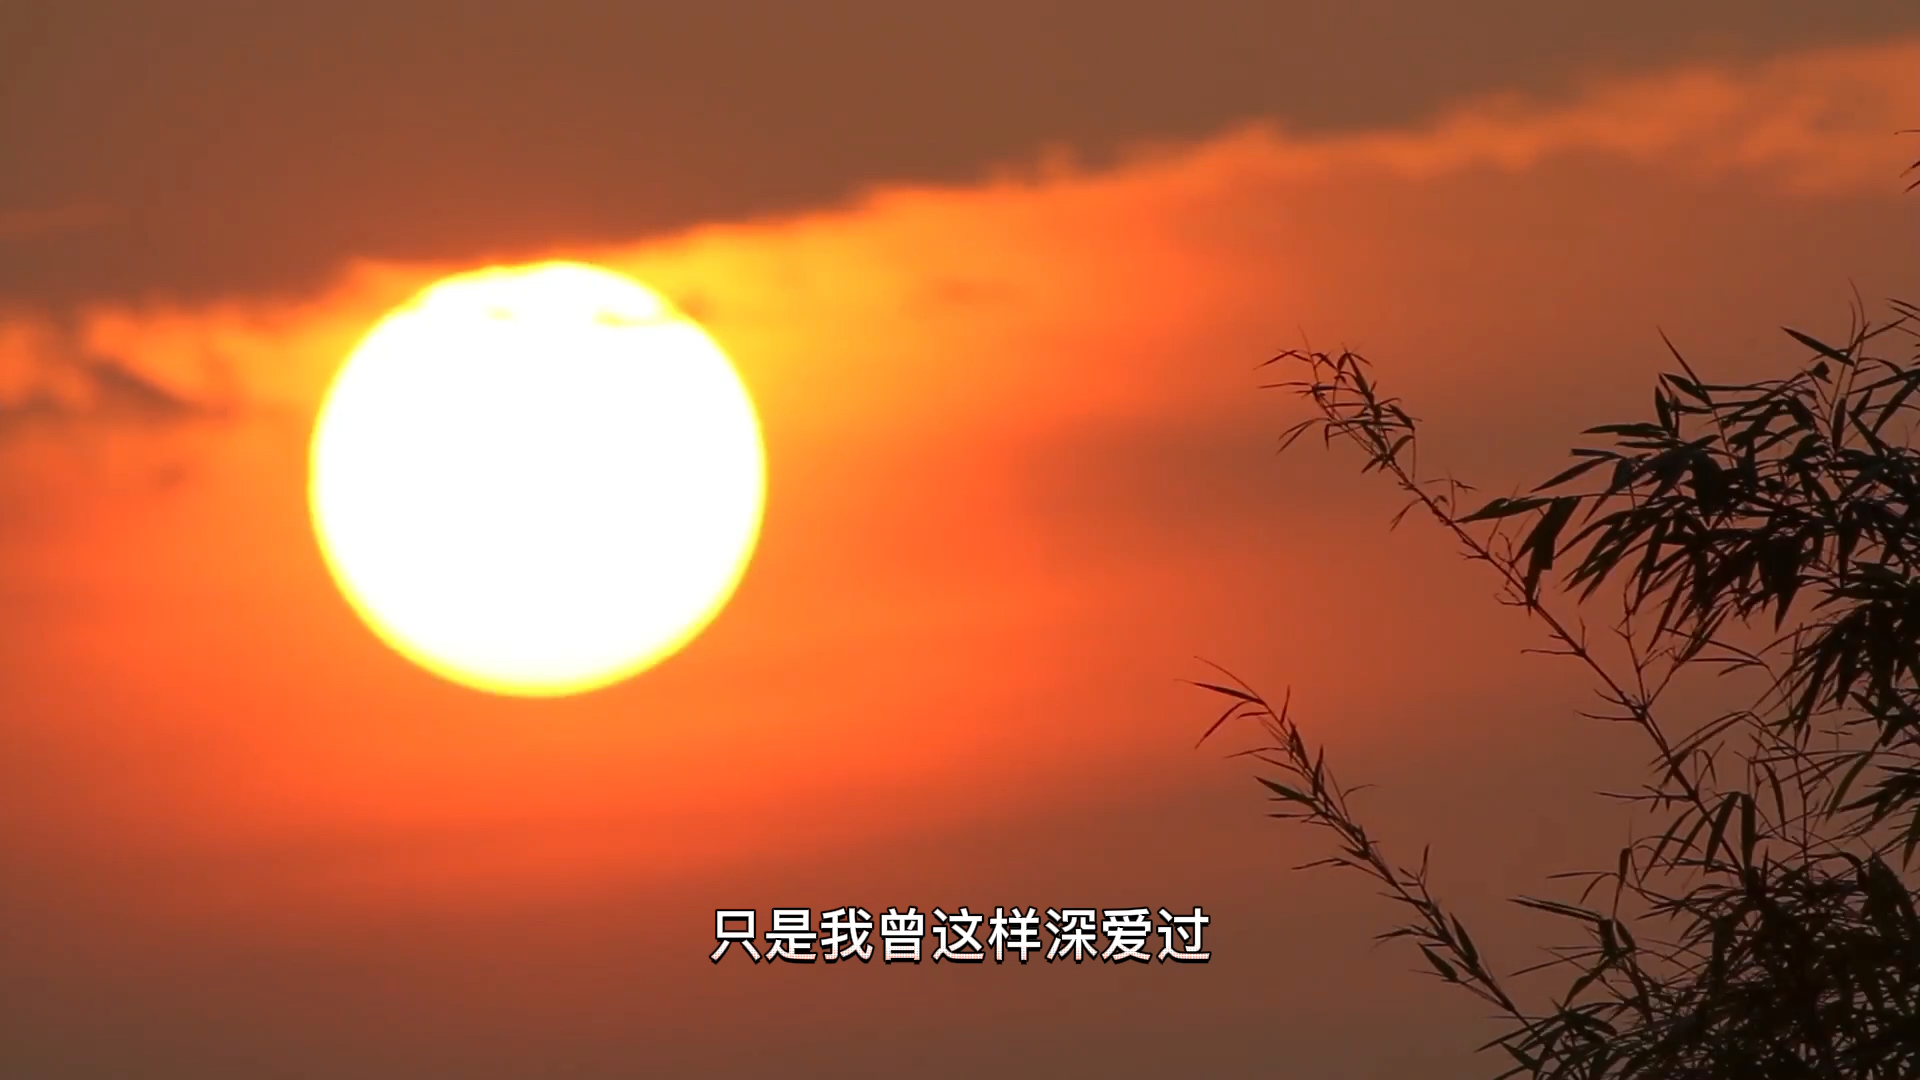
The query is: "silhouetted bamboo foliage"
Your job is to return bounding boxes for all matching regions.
[1199,297,1920,1076]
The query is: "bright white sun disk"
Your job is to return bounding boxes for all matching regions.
[308,261,766,697]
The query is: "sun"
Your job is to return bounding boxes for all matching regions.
[308,261,767,697]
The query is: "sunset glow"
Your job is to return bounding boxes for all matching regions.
[3,12,1918,1076]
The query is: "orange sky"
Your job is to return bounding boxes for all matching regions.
[1,23,1918,1080]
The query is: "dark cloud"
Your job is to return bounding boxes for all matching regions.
[3,0,1917,307]
[0,203,119,241]
[80,360,203,421]
[0,357,212,435]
